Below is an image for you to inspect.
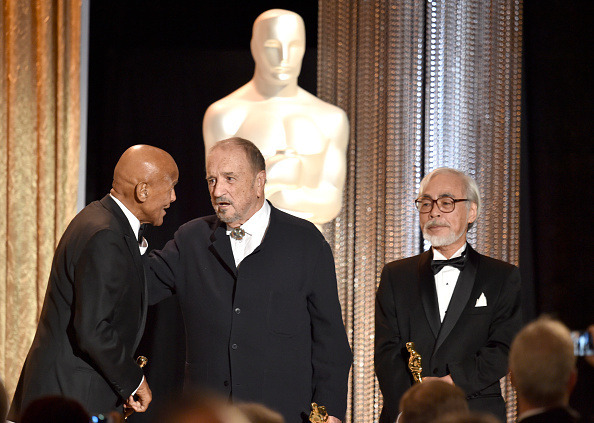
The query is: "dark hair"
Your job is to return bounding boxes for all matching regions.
[211,137,266,174]
[20,396,89,423]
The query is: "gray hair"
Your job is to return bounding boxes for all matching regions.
[418,168,481,230]
[509,316,576,407]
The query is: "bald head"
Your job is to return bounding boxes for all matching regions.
[111,145,178,226]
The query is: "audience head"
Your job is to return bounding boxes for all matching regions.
[399,380,469,423]
[509,316,577,410]
[236,402,284,423]
[151,390,250,423]
[440,411,501,423]
[20,395,89,423]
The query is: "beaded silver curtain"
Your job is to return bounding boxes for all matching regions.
[318,1,522,422]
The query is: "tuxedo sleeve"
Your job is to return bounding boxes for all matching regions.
[307,239,352,421]
[448,266,522,396]
[146,236,181,305]
[73,229,143,400]
[374,264,410,422]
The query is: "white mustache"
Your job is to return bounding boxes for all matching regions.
[424,220,451,230]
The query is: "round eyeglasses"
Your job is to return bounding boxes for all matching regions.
[414,197,468,213]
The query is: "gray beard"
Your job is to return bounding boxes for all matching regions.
[422,225,466,248]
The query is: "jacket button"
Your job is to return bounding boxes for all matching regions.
[234,307,241,314]
[231,343,238,350]
[433,369,438,374]
[224,380,229,386]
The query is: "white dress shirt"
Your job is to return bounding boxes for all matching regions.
[433,243,467,322]
[110,194,148,255]
[227,201,271,267]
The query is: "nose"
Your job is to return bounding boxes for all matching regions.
[212,180,226,198]
[428,200,441,218]
[170,188,177,203]
[280,42,290,65]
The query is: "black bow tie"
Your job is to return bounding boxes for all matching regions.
[138,223,147,243]
[431,251,467,275]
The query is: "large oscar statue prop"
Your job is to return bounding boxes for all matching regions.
[203,9,349,226]
[406,342,423,384]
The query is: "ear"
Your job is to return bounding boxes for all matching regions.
[135,182,149,203]
[255,170,266,197]
[467,201,478,225]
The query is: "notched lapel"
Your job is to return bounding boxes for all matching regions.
[209,223,237,278]
[419,251,440,339]
[434,247,478,353]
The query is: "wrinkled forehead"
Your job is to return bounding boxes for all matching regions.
[252,14,305,44]
[206,145,251,172]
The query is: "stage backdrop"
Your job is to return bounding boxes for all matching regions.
[0,0,81,398]
[318,1,522,422]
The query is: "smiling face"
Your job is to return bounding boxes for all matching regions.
[419,172,477,254]
[138,163,178,226]
[251,10,306,85]
[206,145,266,227]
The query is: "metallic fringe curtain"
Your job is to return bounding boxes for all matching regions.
[0,0,81,399]
[318,1,522,422]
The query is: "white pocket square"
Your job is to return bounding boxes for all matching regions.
[475,293,487,307]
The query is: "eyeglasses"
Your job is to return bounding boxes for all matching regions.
[414,197,468,213]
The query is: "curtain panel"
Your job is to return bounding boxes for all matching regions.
[318,1,522,422]
[0,0,80,398]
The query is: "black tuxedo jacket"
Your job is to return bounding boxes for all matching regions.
[375,245,521,423]
[9,196,147,420]
[147,203,352,422]
[519,406,581,423]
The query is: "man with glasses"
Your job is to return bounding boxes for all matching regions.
[375,168,521,423]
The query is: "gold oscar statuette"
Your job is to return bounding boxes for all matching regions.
[309,402,329,422]
[406,342,423,383]
[124,356,149,419]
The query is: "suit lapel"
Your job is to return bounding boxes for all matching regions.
[419,250,441,339]
[434,245,479,353]
[208,221,237,278]
[100,195,148,350]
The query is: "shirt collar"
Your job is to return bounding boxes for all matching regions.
[226,200,271,237]
[110,194,141,240]
[433,243,467,261]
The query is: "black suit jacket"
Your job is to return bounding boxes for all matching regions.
[147,203,352,422]
[519,407,581,423]
[9,195,147,420]
[375,245,521,423]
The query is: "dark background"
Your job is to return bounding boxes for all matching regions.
[87,0,593,420]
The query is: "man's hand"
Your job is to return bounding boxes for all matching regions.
[328,417,342,423]
[126,378,152,412]
[421,374,454,385]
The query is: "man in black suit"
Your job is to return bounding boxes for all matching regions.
[510,317,581,423]
[147,137,352,423]
[9,145,178,420]
[375,167,521,423]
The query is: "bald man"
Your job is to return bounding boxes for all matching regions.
[8,145,178,421]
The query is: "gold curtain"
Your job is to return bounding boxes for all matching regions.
[0,0,81,399]
[319,0,522,422]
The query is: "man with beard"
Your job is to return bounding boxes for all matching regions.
[147,138,352,423]
[374,168,521,423]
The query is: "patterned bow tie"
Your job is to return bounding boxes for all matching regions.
[138,223,147,243]
[431,251,467,275]
[229,226,246,240]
